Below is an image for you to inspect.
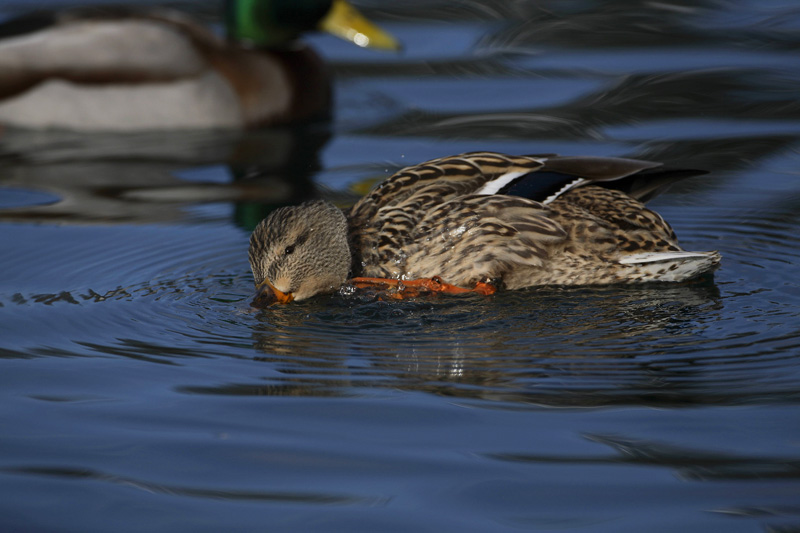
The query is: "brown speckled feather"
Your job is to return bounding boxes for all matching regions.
[509,186,683,287]
[402,194,567,284]
[348,152,547,280]
[349,152,545,221]
[346,152,719,287]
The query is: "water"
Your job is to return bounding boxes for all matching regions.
[2,0,800,531]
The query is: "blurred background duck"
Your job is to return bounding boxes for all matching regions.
[0,0,400,131]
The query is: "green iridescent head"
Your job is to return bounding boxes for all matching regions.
[225,0,400,50]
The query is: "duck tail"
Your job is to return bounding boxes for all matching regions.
[618,250,722,282]
[536,156,709,204]
[604,167,710,203]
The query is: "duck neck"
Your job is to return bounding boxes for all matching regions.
[345,211,370,278]
[225,0,297,49]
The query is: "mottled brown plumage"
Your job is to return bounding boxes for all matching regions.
[249,152,721,304]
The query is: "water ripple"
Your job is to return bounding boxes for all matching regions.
[2,193,798,409]
[2,465,375,505]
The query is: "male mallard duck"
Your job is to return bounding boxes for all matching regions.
[248,152,721,305]
[0,0,398,131]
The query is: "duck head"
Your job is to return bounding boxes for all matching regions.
[225,0,400,51]
[249,200,351,306]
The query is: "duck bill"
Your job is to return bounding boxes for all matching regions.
[252,280,294,307]
[319,0,401,51]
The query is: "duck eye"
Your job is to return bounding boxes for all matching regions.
[284,245,295,255]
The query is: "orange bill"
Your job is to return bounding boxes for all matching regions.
[252,279,294,307]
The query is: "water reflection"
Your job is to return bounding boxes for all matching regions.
[488,432,800,482]
[360,69,800,151]
[2,465,377,504]
[0,125,328,228]
[172,280,772,407]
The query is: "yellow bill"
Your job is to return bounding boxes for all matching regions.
[319,0,401,51]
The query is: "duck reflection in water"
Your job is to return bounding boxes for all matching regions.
[0,126,331,229]
[206,280,722,406]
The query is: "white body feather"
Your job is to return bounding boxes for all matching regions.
[0,74,244,130]
[619,251,721,281]
[0,20,207,76]
[0,19,292,130]
[542,178,588,205]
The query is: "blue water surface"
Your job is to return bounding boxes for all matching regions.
[1,0,800,531]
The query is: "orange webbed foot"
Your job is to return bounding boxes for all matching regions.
[349,276,497,299]
[472,279,499,296]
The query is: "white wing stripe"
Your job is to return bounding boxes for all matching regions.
[542,178,588,205]
[475,171,529,195]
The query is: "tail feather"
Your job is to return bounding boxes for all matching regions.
[619,251,721,282]
[603,167,710,203]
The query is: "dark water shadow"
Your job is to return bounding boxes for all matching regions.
[1,465,378,505]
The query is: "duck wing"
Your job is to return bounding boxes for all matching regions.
[348,152,542,274]
[348,151,707,284]
[349,151,692,222]
[400,194,567,284]
[349,152,547,225]
[349,152,564,280]
[530,156,706,204]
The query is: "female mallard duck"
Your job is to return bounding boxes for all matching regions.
[0,0,398,131]
[248,152,721,305]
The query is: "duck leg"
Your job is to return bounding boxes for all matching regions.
[349,276,497,299]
